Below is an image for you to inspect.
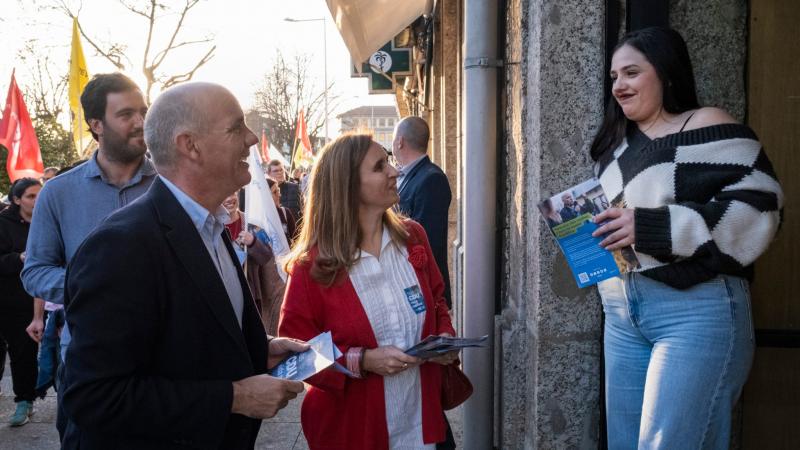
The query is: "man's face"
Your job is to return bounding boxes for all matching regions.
[268,164,286,182]
[391,130,404,162]
[562,194,574,207]
[193,91,258,197]
[94,90,148,163]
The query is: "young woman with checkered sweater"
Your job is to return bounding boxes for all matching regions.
[590,27,782,449]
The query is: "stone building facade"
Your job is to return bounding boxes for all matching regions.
[401,0,772,448]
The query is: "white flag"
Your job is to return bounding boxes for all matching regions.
[268,144,290,168]
[245,146,290,280]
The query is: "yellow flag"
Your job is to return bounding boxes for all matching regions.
[291,141,312,168]
[68,18,92,155]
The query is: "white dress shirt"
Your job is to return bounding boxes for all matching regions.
[348,227,434,450]
[160,176,244,326]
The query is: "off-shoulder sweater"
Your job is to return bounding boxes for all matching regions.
[596,123,783,289]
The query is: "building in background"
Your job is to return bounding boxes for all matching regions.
[337,105,399,150]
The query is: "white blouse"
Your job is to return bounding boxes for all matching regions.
[348,227,434,450]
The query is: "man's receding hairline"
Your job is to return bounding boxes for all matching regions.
[156,82,231,110]
[395,116,429,151]
[157,83,236,130]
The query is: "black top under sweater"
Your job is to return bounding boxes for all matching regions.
[596,123,783,289]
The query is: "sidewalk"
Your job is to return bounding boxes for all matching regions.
[1,362,462,449]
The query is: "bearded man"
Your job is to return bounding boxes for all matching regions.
[21,72,156,442]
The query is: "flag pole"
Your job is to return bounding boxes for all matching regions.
[261,128,267,166]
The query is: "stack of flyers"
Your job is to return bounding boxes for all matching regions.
[269,331,337,381]
[405,335,489,359]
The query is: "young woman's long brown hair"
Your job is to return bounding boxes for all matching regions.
[284,133,408,286]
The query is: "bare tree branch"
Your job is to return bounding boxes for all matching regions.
[251,51,339,155]
[118,0,151,19]
[55,0,129,70]
[150,37,213,65]
[48,0,215,104]
[159,44,215,90]
[139,0,157,101]
[17,43,68,120]
[150,0,199,70]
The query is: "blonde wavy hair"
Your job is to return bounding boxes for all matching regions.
[284,133,408,286]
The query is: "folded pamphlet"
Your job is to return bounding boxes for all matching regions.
[538,178,640,288]
[269,331,337,381]
[405,335,489,359]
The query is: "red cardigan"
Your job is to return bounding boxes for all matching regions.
[278,220,455,450]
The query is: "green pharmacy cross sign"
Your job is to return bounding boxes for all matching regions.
[352,40,412,94]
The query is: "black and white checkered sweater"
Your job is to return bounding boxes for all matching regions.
[596,123,783,289]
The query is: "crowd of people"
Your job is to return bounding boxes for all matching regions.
[0,25,784,450]
[0,61,457,448]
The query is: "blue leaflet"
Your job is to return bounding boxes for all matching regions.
[269,331,336,381]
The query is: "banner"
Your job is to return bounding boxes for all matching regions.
[69,17,92,155]
[0,71,44,181]
[245,146,290,280]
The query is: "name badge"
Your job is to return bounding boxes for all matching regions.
[404,285,426,314]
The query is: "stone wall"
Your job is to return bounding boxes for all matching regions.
[670,0,748,121]
[496,1,750,448]
[409,0,756,447]
[500,0,606,448]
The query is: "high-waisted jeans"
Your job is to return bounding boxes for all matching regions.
[599,273,754,450]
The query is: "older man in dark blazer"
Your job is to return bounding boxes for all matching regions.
[61,83,305,449]
[393,117,453,307]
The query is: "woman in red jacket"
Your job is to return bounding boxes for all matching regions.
[279,133,457,449]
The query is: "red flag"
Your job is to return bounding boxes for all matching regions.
[0,71,43,181]
[296,110,313,154]
[261,129,269,162]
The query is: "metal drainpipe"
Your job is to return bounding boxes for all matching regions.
[462,0,499,448]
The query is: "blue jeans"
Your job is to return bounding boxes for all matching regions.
[35,309,63,395]
[600,273,754,450]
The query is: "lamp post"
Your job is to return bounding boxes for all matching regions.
[284,16,329,143]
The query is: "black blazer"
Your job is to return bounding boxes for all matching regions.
[279,181,303,219]
[62,178,269,450]
[397,156,453,305]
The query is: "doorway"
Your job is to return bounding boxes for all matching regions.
[742,0,800,448]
